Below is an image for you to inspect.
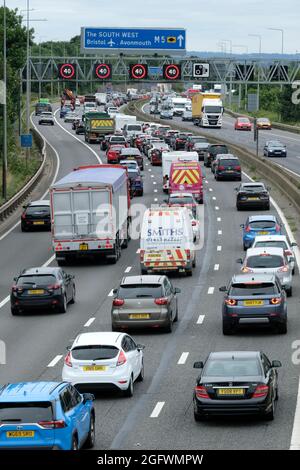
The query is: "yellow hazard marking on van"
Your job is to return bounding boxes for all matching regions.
[91,119,114,127]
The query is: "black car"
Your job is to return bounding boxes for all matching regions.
[263,141,287,158]
[171,133,191,150]
[193,351,281,421]
[236,182,270,210]
[204,144,229,167]
[11,267,75,315]
[75,120,85,135]
[220,273,287,335]
[185,136,208,151]
[21,200,51,232]
[214,154,241,181]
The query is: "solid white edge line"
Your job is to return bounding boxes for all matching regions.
[125,266,132,273]
[84,317,96,328]
[0,296,10,309]
[290,377,300,450]
[47,355,63,368]
[150,401,165,418]
[197,314,205,324]
[208,287,215,294]
[177,352,189,365]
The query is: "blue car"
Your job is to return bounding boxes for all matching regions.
[0,382,95,450]
[241,215,282,251]
[128,168,143,196]
[60,106,72,118]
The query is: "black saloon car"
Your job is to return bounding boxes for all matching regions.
[11,267,75,315]
[21,200,51,232]
[193,351,281,421]
[236,182,270,210]
[204,144,229,167]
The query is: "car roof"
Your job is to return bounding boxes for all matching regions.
[119,160,138,165]
[169,192,194,198]
[241,182,265,187]
[121,148,141,155]
[20,267,61,276]
[120,275,165,285]
[248,215,276,222]
[72,332,124,348]
[253,235,288,243]
[246,247,285,256]
[0,382,67,402]
[218,154,238,159]
[208,351,260,360]
[231,273,276,284]
[28,200,50,207]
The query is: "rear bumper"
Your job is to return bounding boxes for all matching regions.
[237,200,269,208]
[194,399,270,417]
[11,295,62,311]
[216,171,241,179]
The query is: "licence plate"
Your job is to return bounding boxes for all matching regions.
[258,231,268,235]
[6,431,35,438]
[217,388,244,396]
[129,314,150,319]
[248,197,259,200]
[33,221,44,225]
[82,365,107,372]
[243,300,264,306]
[147,254,161,258]
[28,289,44,295]
[79,243,88,251]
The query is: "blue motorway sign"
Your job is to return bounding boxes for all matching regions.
[81,27,186,55]
[20,134,32,148]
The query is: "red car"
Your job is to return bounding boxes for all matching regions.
[106,144,126,164]
[234,117,252,131]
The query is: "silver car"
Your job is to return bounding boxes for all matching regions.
[252,235,297,275]
[239,247,292,296]
[111,275,181,333]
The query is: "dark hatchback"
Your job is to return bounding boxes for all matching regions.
[10,267,75,315]
[193,351,281,421]
[220,273,287,335]
[21,200,51,232]
[236,182,270,210]
[204,144,229,167]
[128,169,143,197]
[214,155,241,181]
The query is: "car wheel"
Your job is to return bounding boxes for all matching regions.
[123,375,134,397]
[186,269,193,277]
[194,402,205,421]
[243,243,247,251]
[286,286,292,297]
[275,387,279,401]
[165,315,173,333]
[21,224,28,232]
[71,435,79,450]
[277,322,287,334]
[192,257,196,268]
[58,295,67,314]
[265,397,275,421]
[174,306,178,322]
[11,307,20,316]
[236,204,241,211]
[223,320,234,335]
[84,414,95,449]
[69,285,76,304]
[136,360,144,382]
[292,267,295,275]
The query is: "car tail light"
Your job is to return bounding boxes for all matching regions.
[276,224,281,232]
[234,166,241,171]
[21,213,26,219]
[278,265,289,273]
[253,384,269,398]
[48,283,61,291]
[218,165,225,171]
[12,285,18,292]
[195,385,210,399]
[242,267,254,273]
[245,225,251,233]
[270,298,282,305]
[38,420,66,429]
[186,249,191,260]
[225,299,237,306]
[192,221,197,226]
[113,298,124,307]
[155,297,168,305]
[117,349,127,366]
[64,351,72,368]
[284,250,292,257]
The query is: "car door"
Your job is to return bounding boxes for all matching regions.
[261,354,276,399]
[163,278,174,320]
[61,271,71,301]
[69,386,90,445]
[59,388,78,448]
[127,335,141,379]
[122,336,138,380]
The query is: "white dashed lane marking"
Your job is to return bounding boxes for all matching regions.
[125,266,132,273]
[47,355,63,368]
[217,246,222,251]
[214,264,220,271]
[208,287,215,294]
[150,402,165,418]
[84,317,95,328]
[197,314,205,324]
[177,352,189,365]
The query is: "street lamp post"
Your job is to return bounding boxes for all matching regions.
[248,34,262,54]
[2,0,7,200]
[267,28,284,54]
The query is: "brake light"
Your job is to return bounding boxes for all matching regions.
[225,299,237,306]
[245,225,251,233]
[218,165,225,170]
[234,166,241,171]
[155,297,168,305]
[12,285,18,292]
[284,250,292,256]
[270,298,282,305]
[242,267,254,273]
[38,420,66,429]
[113,298,124,307]
[192,221,197,226]
[117,349,127,366]
[48,283,60,291]
[253,384,269,398]
[140,249,145,262]
[278,265,289,273]
[186,249,191,260]
[195,385,210,399]
[276,224,281,232]
[21,213,26,219]
[64,351,72,368]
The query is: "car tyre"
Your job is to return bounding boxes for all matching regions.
[69,285,76,304]
[84,414,95,449]
[123,375,134,397]
[243,243,247,251]
[265,397,275,421]
[277,322,287,334]
[165,315,173,333]
[286,287,292,297]
[71,435,79,450]
[174,306,178,322]
[58,295,67,314]
[223,320,234,335]
[11,307,20,316]
[21,224,28,232]
[136,360,144,382]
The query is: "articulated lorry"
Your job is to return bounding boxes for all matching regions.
[50,165,131,265]
[84,112,115,143]
[192,92,223,128]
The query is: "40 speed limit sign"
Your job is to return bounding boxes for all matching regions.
[129,64,148,80]
[94,63,112,80]
[163,64,181,80]
[57,63,76,79]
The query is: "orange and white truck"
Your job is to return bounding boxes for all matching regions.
[169,161,204,203]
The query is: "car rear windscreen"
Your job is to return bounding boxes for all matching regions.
[0,402,53,423]
[17,275,57,286]
[169,197,194,205]
[118,284,163,298]
[204,358,261,377]
[72,346,119,361]
[127,125,142,131]
[255,241,287,249]
[230,282,277,296]
[26,206,50,215]
[220,159,240,167]
[242,185,265,193]
[249,221,276,229]
[210,146,228,155]
[246,255,284,268]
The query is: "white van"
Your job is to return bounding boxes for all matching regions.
[123,123,143,140]
[162,151,198,191]
[140,206,196,276]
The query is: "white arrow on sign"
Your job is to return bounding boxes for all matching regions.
[177,35,184,47]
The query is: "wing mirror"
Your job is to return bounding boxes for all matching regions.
[174,287,181,294]
[236,258,243,264]
[136,344,145,351]
[271,360,282,368]
[193,361,204,369]
[219,286,227,292]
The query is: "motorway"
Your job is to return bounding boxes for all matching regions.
[0,105,300,450]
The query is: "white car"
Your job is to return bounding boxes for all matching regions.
[107,107,119,117]
[62,332,144,396]
[188,210,200,243]
[252,235,297,275]
[75,98,80,107]
[119,160,139,171]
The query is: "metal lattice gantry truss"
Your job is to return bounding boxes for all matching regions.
[23,55,300,85]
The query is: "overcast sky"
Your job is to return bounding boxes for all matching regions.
[9,0,300,53]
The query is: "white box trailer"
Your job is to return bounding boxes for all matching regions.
[162,151,198,192]
[114,113,137,132]
[50,165,131,265]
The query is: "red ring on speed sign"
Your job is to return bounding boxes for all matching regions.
[165,64,180,80]
[131,64,147,80]
[59,63,75,79]
[95,63,111,79]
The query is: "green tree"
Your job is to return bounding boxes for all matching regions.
[278,85,300,122]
